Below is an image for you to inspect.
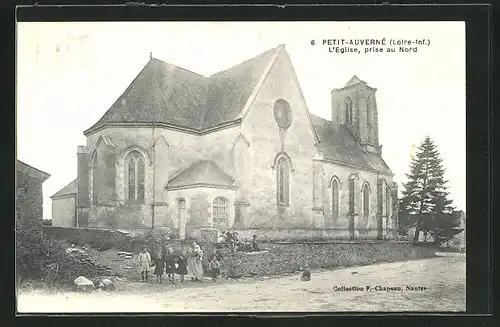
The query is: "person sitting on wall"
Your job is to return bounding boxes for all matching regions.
[251,234,261,252]
[215,232,228,249]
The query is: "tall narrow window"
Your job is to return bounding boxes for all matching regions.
[137,157,145,200]
[92,153,98,205]
[363,183,370,220]
[277,157,290,206]
[365,97,371,127]
[126,151,145,201]
[344,98,353,125]
[348,178,355,215]
[213,197,228,225]
[385,187,391,217]
[332,179,339,221]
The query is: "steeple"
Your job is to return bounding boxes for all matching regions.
[344,74,363,87]
[150,52,153,60]
[331,75,381,154]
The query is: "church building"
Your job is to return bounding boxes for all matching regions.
[51,44,398,240]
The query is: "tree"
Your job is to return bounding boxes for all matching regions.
[430,210,464,247]
[398,199,410,237]
[400,136,454,242]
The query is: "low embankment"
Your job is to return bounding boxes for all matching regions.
[217,242,437,278]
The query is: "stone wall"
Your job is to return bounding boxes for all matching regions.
[16,169,45,224]
[219,242,437,278]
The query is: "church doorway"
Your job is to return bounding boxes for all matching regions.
[177,199,187,240]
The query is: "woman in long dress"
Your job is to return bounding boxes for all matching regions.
[187,242,204,281]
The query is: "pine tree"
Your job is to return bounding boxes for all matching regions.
[400,136,454,242]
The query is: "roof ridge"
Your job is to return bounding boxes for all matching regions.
[50,178,77,198]
[207,44,283,78]
[198,45,283,130]
[151,58,208,79]
[83,60,153,134]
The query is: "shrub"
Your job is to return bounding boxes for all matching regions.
[16,219,106,284]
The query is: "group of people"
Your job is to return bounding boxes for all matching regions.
[138,241,222,283]
[217,231,261,253]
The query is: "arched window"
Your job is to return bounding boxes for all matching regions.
[344,98,353,125]
[277,157,290,206]
[92,153,98,205]
[365,97,371,127]
[331,179,339,221]
[213,197,228,225]
[363,183,370,220]
[126,151,145,201]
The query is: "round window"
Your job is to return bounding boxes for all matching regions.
[273,99,292,129]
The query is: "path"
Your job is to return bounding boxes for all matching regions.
[17,253,465,312]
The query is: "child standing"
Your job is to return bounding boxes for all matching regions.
[138,246,151,282]
[301,264,311,282]
[164,247,177,284]
[209,254,221,282]
[175,250,188,283]
[152,251,165,283]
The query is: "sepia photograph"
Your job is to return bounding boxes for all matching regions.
[16,21,466,313]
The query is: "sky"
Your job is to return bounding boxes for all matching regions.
[16,21,466,219]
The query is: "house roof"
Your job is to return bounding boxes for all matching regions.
[51,178,77,198]
[167,160,235,189]
[84,45,282,135]
[310,114,392,175]
[16,160,51,182]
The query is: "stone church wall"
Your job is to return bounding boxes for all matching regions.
[241,48,317,229]
[83,125,240,229]
[322,161,394,239]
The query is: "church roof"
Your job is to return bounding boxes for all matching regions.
[84,45,282,135]
[310,114,392,175]
[51,178,77,199]
[167,160,236,189]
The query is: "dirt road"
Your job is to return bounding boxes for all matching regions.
[17,254,465,312]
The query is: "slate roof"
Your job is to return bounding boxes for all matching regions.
[167,160,235,189]
[310,114,392,175]
[50,178,77,198]
[84,46,281,134]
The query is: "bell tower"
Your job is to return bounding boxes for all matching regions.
[331,75,382,155]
